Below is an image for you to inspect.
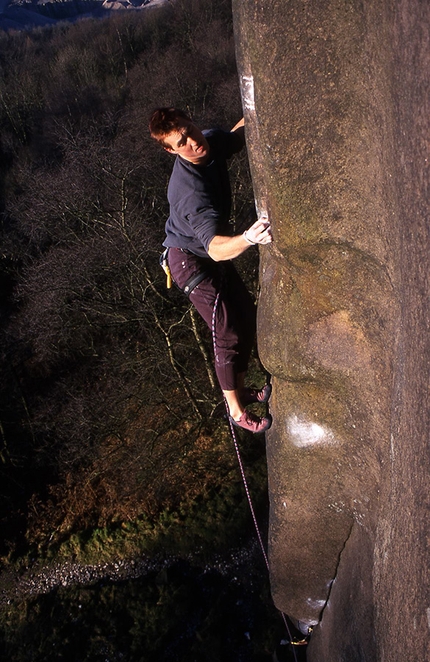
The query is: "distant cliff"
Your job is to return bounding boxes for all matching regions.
[0,0,165,31]
[233,0,429,660]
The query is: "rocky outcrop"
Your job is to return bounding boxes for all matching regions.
[233,0,429,660]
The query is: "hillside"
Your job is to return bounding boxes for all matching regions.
[0,0,166,31]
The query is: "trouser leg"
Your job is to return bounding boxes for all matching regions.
[190,274,256,390]
[167,249,256,391]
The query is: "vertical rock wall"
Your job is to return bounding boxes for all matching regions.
[232,1,429,660]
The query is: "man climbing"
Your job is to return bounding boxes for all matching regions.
[149,107,272,433]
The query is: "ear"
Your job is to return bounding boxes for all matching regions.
[163,146,176,155]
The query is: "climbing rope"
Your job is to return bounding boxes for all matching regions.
[211,289,302,661]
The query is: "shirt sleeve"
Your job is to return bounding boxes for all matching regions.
[181,182,222,251]
[226,129,244,157]
[204,128,243,160]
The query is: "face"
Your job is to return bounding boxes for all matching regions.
[163,120,210,165]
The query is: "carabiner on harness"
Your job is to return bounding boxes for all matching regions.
[159,248,172,289]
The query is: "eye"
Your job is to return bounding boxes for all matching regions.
[177,130,189,147]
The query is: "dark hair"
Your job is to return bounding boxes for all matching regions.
[148,107,191,147]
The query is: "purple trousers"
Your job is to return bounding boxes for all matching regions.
[167,247,256,391]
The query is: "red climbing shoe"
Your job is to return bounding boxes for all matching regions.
[241,383,272,406]
[230,410,272,434]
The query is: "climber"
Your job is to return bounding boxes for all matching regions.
[149,107,273,433]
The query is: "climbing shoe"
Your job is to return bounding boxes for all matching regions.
[241,383,272,406]
[230,410,272,434]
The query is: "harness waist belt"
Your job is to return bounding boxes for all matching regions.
[183,270,209,296]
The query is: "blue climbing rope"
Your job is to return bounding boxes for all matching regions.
[211,289,299,660]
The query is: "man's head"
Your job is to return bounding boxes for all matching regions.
[149,107,210,165]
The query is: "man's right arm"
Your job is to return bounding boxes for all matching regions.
[207,233,251,262]
[231,118,245,149]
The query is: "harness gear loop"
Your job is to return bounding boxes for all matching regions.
[183,270,209,296]
[160,247,211,297]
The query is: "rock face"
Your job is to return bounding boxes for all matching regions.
[233,1,429,660]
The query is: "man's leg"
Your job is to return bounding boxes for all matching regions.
[167,250,240,390]
[222,371,246,420]
[207,287,272,432]
[168,249,271,432]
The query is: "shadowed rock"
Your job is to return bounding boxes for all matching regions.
[233,0,429,660]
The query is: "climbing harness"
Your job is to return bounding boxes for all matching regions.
[160,248,210,297]
[182,270,209,296]
[211,290,308,660]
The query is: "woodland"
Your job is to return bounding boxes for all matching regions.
[0,1,290,659]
